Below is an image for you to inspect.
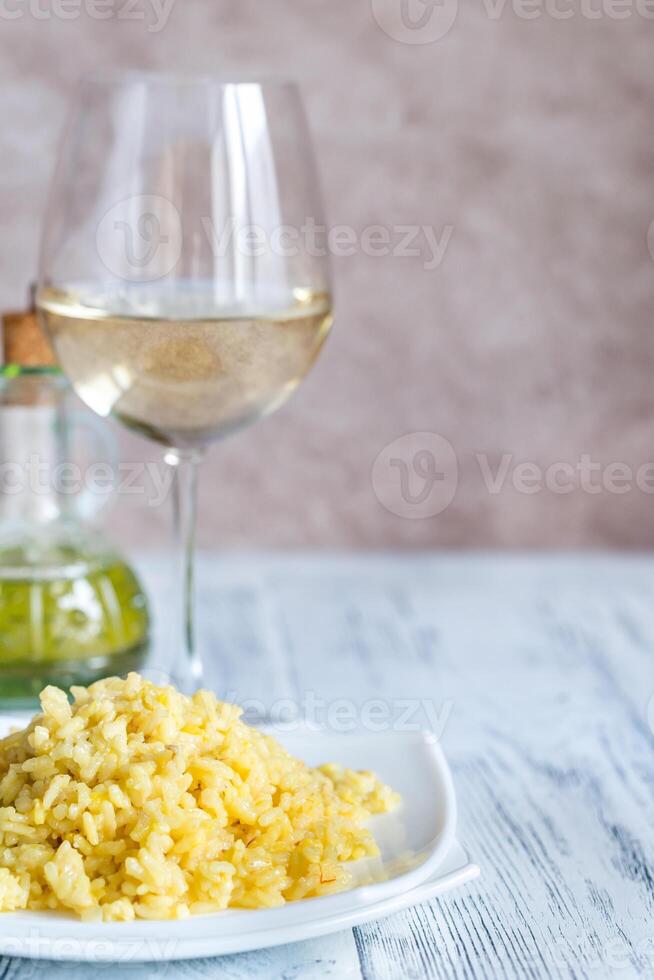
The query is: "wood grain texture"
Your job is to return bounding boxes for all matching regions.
[2,554,654,979]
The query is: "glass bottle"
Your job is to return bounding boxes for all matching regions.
[0,304,149,705]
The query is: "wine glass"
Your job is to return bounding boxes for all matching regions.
[37,71,333,692]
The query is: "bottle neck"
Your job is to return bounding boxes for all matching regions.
[0,370,70,532]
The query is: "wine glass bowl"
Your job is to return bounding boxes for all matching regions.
[37,72,333,688]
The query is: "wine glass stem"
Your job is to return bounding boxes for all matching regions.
[169,448,203,692]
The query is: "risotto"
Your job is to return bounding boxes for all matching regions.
[0,674,399,921]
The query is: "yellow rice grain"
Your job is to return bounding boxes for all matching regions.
[0,674,399,920]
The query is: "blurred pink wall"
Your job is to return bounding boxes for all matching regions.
[2,1,654,548]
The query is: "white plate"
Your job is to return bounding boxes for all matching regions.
[0,725,475,961]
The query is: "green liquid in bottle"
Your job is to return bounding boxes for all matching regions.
[0,544,149,705]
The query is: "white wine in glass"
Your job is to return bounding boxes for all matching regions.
[38,282,332,447]
[37,72,333,690]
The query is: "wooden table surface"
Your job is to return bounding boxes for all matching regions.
[2,553,653,979]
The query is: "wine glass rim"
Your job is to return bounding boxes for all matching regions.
[79,69,300,90]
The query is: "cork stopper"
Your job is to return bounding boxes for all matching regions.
[2,308,56,368]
